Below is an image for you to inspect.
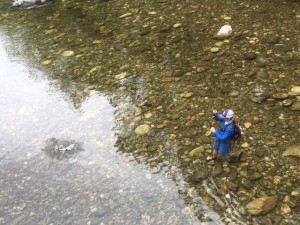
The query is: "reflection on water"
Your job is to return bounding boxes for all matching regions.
[0,32,207,224]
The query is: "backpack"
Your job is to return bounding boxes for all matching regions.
[230,120,242,142]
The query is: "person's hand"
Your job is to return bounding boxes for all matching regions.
[210,127,216,133]
[212,110,217,114]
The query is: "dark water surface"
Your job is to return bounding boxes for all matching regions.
[0,0,300,224]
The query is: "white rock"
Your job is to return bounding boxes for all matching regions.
[217,24,232,37]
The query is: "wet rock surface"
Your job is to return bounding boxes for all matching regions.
[0,0,300,224]
[246,196,278,216]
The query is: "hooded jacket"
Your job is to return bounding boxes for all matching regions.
[213,113,234,142]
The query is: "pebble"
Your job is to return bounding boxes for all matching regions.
[62,50,74,57]
[241,143,249,148]
[210,47,219,53]
[228,90,239,97]
[244,122,252,129]
[42,60,52,65]
[281,204,291,214]
[115,72,128,80]
[272,93,289,99]
[282,99,293,106]
[119,13,132,18]
[173,23,182,28]
[134,124,150,135]
[244,52,257,60]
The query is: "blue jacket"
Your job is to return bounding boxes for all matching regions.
[213,113,234,142]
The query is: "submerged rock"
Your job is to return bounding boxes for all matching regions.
[216,24,232,38]
[246,196,277,216]
[134,124,150,135]
[290,102,300,111]
[189,146,205,157]
[282,146,300,158]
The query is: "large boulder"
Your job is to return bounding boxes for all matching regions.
[246,196,277,216]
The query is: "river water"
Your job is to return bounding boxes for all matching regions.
[0,0,300,224]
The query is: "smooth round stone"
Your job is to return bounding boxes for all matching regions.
[269,122,276,127]
[228,90,239,97]
[173,23,182,28]
[134,124,150,135]
[272,93,289,99]
[241,142,249,148]
[214,42,224,47]
[282,99,293,106]
[244,52,257,60]
[62,50,74,57]
[256,70,269,79]
[210,47,219,53]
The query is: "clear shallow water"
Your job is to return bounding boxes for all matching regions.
[0,32,210,224]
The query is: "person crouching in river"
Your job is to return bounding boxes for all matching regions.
[207,109,235,167]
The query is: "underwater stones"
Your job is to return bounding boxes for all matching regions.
[119,12,132,19]
[180,92,193,98]
[89,66,102,74]
[171,70,184,77]
[62,50,74,57]
[241,142,249,148]
[281,204,291,215]
[254,149,266,158]
[196,67,206,73]
[244,122,252,129]
[256,69,269,79]
[228,90,239,97]
[272,93,289,100]
[282,146,300,158]
[288,86,300,96]
[225,181,238,191]
[249,172,263,181]
[211,163,223,177]
[192,169,209,182]
[290,102,300,111]
[41,60,52,65]
[210,47,219,53]
[246,196,277,216]
[243,52,257,60]
[134,124,150,135]
[115,72,128,80]
[216,24,232,38]
[173,23,182,28]
[241,178,252,189]
[189,146,205,157]
[282,99,293,107]
[262,34,280,44]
